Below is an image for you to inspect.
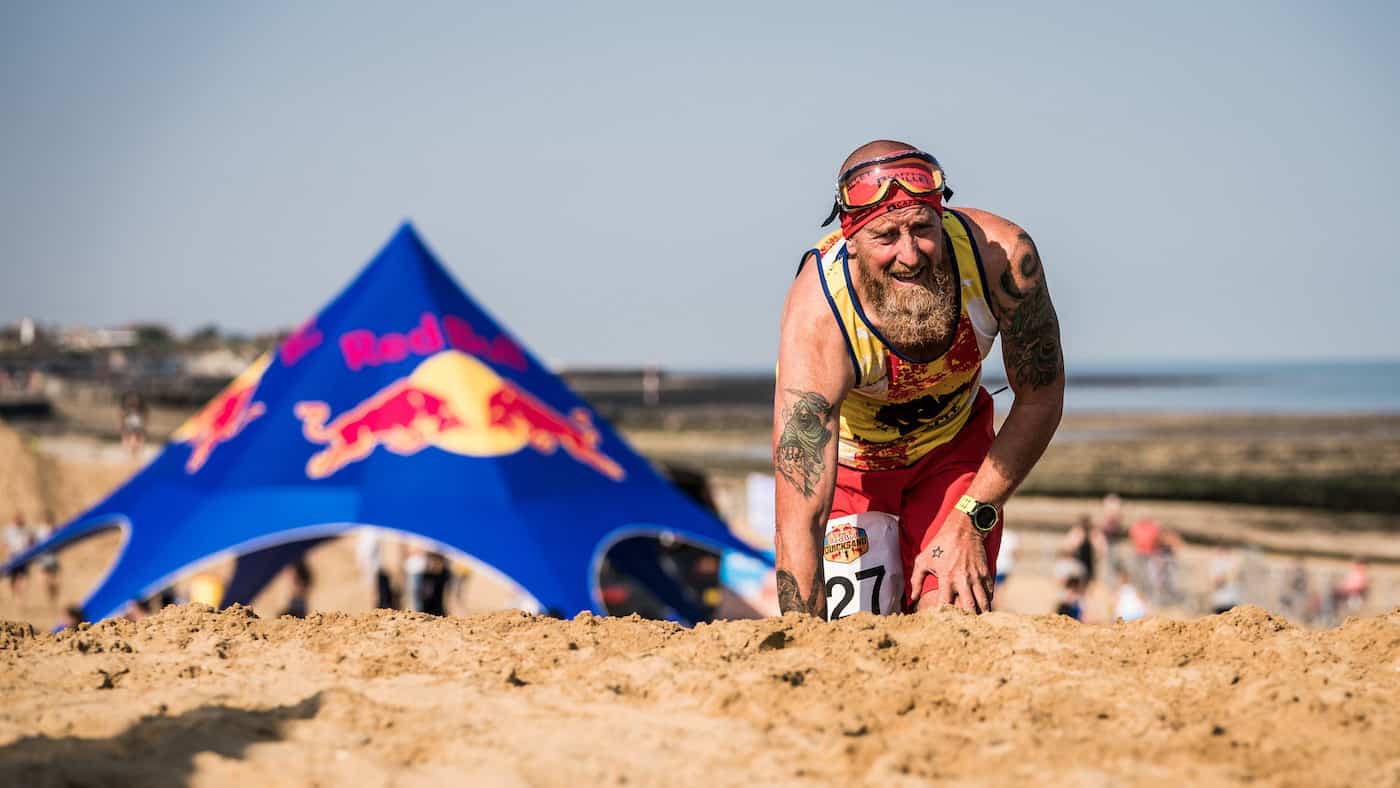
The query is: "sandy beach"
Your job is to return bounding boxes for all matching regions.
[2,413,1398,785]
[2,604,1397,786]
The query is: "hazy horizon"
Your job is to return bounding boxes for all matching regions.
[4,2,1398,368]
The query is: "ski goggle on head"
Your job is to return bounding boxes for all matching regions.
[822,149,953,228]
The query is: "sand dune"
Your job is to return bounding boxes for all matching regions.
[1,604,1396,786]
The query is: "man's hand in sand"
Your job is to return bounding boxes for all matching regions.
[908,513,993,614]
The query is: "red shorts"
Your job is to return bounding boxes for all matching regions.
[830,389,1002,610]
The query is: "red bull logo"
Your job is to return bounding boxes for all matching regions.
[295,350,624,481]
[485,382,624,481]
[279,318,323,367]
[174,354,271,473]
[338,312,526,373]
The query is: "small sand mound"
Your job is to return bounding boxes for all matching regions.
[1,605,1396,786]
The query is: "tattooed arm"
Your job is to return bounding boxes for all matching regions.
[958,209,1065,508]
[772,254,856,618]
[909,210,1063,612]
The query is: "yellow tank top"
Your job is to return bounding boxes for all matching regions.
[805,209,998,471]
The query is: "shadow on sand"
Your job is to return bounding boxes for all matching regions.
[0,692,324,787]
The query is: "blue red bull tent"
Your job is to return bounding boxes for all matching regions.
[2,224,765,623]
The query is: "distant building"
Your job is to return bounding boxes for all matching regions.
[58,326,137,351]
[182,348,259,379]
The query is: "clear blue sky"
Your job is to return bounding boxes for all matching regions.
[3,1,1397,369]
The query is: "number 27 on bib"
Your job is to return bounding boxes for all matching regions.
[823,512,903,620]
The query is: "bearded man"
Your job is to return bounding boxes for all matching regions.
[773,140,1064,617]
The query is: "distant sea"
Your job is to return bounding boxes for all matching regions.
[687,359,1400,415]
[990,359,1400,414]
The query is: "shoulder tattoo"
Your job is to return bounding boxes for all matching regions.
[999,232,1062,390]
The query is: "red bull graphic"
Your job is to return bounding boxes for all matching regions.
[339,312,527,373]
[486,382,625,481]
[279,318,323,367]
[174,354,271,473]
[295,350,623,481]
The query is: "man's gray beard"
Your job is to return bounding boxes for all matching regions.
[861,256,958,353]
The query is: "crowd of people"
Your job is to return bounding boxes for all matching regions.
[1020,494,1379,626]
[5,500,1381,628]
[356,529,468,616]
[2,510,61,609]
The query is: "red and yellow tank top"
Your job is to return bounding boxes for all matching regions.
[807,209,998,471]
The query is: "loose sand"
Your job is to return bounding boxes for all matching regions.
[1,604,1397,786]
[3,418,1400,785]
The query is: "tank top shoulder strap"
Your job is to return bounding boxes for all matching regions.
[804,231,883,389]
[942,208,993,307]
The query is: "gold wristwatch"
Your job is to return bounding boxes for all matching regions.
[955,494,1000,533]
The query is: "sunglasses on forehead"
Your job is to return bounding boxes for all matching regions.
[821,150,954,227]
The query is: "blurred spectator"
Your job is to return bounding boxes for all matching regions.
[1062,515,1108,587]
[1156,527,1185,605]
[356,528,397,609]
[59,605,84,631]
[1056,576,1085,621]
[418,552,450,616]
[688,552,722,613]
[449,559,473,614]
[1208,546,1242,614]
[123,598,151,621]
[1052,551,1086,620]
[155,586,177,610]
[1129,515,1161,584]
[403,544,427,613]
[120,391,147,456]
[995,527,1020,589]
[1099,493,1125,542]
[1280,559,1318,623]
[282,560,313,618]
[3,512,32,603]
[1114,568,1148,622]
[1129,516,1184,605]
[32,509,60,605]
[658,539,722,620]
[1099,493,1127,573]
[281,557,312,618]
[1332,559,1370,614]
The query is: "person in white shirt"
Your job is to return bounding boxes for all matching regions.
[1114,568,1148,622]
[32,510,60,604]
[3,512,33,603]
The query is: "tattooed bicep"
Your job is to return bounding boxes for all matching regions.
[996,230,1063,391]
[774,388,835,498]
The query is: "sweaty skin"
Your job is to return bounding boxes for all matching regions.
[774,147,1063,616]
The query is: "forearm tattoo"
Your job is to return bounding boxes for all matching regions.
[999,233,1062,390]
[775,389,834,498]
[776,568,827,618]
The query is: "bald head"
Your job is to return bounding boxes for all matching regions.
[839,139,923,176]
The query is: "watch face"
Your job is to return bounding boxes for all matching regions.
[972,504,998,531]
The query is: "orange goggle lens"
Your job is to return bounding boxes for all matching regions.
[838,158,945,210]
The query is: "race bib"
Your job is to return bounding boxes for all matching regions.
[823,512,903,620]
